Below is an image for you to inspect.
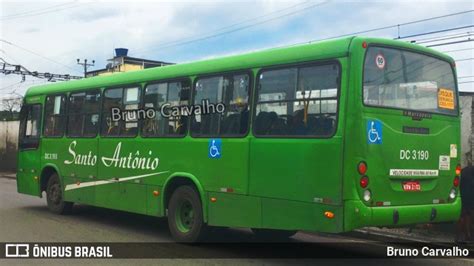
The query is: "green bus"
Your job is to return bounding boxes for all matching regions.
[16,36,461,242]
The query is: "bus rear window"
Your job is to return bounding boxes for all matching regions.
[363,46,457,116]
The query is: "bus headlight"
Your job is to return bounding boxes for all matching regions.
[363,190,371,202]
[449,188,457,200]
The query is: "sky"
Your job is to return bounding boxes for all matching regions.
[0,0,473,101]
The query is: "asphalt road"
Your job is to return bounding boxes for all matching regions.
[0,177,473,265]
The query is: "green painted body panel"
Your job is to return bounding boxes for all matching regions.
[208,192,261,228]
[16,150,41,196]
[344,198,461,230]
[16,36,461,234]
[146,185,163,216]
[261,197,342,232]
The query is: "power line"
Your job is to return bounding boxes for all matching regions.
[134,0,315,54]
[0,2,77,19]
[440,47,474,53]
[413,32,474,45]
[157,9,472,52]
[302,10,474,44]
[417,34,474,46]
[0,80,48,95]
[455,57,474,62]
[413,31,473,43]
[0,52,22,65]
[0,39,81,74]
[398,25,474,40]
[427,38,473,47]
[255,9,474,53]
[459,76,474,79]
[0,81,41,92]
[1,2,87,21]
[0,81,24,91]
[134,0,331,54]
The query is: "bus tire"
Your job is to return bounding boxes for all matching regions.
[251,228,297,240]
[167,186,207,242]
[46,173,73,214]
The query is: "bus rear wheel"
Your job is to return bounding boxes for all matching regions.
[167,186,207,242]
[46,173,73,214]
[251,228,297,240]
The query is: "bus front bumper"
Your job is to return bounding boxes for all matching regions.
[343,197,461,231]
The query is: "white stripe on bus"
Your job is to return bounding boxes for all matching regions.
[64,171,169,191]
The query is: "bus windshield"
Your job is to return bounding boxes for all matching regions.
[363,46,457,116]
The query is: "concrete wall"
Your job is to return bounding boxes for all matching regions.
[460,96,473,168]
[0,121,19,171]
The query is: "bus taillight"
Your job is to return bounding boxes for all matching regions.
[357,161,367,175]
[454,176,460,187]
[360,176,369,188]
[455,164,461,176]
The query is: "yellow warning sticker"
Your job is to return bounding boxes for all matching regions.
[438,88,455,110]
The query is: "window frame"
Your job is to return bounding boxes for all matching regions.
[43,93,67,138]
[361,44,459,117]
[141,77,192,139]
[100,84,142,138]
[252,59,342,139]
[66,88,102,138]
[190,69,253,138]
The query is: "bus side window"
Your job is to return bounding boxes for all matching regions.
[102,88,121,136]
[44,95,66,137]
[142,80,189,137]
[67,90,101,137]
[101,86,140,137]
[83,91,101,136]
[255,63,339,137]
[19,104,41,150]
[190,73,250,137]
[123,87,140,136]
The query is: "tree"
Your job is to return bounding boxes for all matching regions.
[0,97,22,121]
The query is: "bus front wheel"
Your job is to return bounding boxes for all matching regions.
[46,173,73,214]
[167,186,207,242]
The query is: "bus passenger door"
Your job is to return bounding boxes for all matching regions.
[17,104,42,196]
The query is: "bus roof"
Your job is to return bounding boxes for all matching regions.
[25,36,454,97]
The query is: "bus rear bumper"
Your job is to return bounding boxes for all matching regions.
[343,197,461,231]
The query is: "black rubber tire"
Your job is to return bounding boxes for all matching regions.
[168,186,207,243]
[46,173,73,214]
[251,228,297,240]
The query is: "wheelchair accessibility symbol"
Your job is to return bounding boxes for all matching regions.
[367,120,382,144]
[208,139,222,158]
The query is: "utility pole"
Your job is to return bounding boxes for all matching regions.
[76,58,95,77]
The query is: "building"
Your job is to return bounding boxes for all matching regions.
[86,48,173,78]
[460,91,474,168]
